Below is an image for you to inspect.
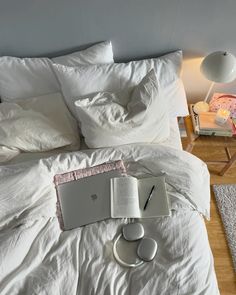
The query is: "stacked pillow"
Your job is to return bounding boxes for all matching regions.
[0,93,79,152]
[0,43,188,155]
[52,50,188,148]
[0,41,114,161]
[0,41,114,100]
[52,50,187,120]
[74,70,170,148]
[52,41,114,66]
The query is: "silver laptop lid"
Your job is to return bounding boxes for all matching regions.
[57,170,122,230]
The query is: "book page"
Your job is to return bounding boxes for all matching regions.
[110,176,141,218]
[138,176,170,218]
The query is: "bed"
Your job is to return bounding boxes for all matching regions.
[0,41,219,295]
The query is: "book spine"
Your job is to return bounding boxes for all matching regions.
[198,130,232,137]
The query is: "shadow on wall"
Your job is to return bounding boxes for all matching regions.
[182,57,236,104]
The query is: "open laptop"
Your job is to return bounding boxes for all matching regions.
[56,169,123,230]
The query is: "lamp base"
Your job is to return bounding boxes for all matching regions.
[193,101,210,114]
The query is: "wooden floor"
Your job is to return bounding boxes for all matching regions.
[181,139,236,295]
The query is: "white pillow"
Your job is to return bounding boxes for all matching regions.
[52,41,113,66]
[0,57,58,100]
[1,93,80,152]
[53,50,188,118]
[74,70,170,148]
[0,41,114,101]
[0,146,20,163]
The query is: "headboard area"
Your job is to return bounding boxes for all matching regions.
[1,0,236,100]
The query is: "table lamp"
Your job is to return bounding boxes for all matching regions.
[193,51,236,114]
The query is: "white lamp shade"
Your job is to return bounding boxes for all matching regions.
[200,51,236,83]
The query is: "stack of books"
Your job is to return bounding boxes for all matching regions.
[190,104,233,137]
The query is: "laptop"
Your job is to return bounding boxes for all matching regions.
[56,169,123,230]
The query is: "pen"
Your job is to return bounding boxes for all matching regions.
[143,185,155,210]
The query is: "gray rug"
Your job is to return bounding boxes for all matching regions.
[213,184,236,271]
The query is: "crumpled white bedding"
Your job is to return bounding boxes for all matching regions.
[0,117,182,165]
[0,144,219,295]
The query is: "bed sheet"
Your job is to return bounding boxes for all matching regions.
[158,117,183,149]
[0,144,219,295]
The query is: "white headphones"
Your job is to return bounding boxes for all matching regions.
[113,223,158,268]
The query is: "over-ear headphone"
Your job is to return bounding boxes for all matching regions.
[113,223,158,268]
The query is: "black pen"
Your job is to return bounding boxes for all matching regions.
[143,185,155,210]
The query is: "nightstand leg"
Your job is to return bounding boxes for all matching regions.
[219,151,236,176]
[185,143,194,153]
[225,147,231,160]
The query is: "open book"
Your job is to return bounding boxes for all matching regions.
[110,176,170,218]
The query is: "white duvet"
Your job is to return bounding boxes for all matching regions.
[0,144,219,295]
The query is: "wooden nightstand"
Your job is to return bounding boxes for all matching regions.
[183,115,236,176]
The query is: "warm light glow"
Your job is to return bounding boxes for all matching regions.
[215,108,230,124]
[182,57,210,101]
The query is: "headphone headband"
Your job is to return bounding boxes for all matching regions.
[113,233,144,268]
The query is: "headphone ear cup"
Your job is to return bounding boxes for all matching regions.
[137,238,158,262]
[122,223,144,241]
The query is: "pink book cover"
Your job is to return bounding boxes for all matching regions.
[54,160,127,230]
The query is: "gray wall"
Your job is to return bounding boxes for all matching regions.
[1,0,236,101]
